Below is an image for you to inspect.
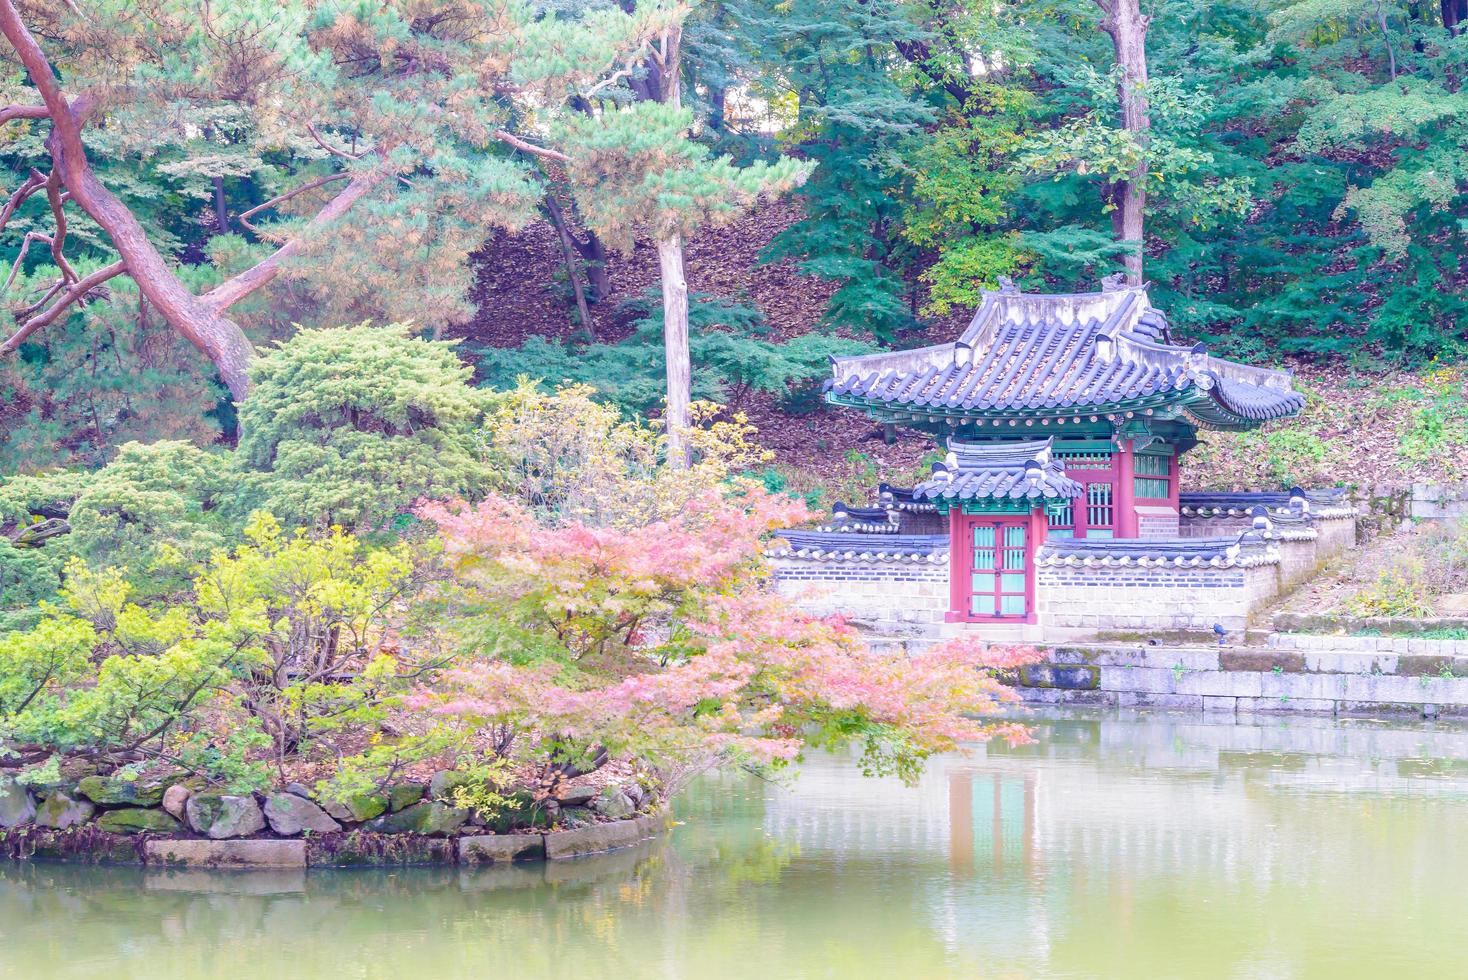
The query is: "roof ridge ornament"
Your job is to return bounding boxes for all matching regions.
[997,275,1019,295]
[1100,272,1130,292]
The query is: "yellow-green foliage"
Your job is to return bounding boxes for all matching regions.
[482,378,773,527]
[1,517,433,789]
[237,323,499,530]
[1348,566,1433,619]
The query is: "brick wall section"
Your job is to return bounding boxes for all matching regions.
[1136,505,1180,538]
[1036,562,1279,631]
[896,511,947,535]
[769,557,950,634]
[1274,536,1319,590]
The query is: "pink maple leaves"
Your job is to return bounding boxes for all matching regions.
[414,485,1038,783]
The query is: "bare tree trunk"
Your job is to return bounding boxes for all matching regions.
[1096,0,1150,285]
[656,26,692,469]
[212,176,229,234]
[657,231,691,468]
[542,188,595,340]
[1447,0,1467,35]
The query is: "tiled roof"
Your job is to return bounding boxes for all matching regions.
[819,503,899,534]
[767,531,949,563]
[1037,536,1278,568]
[825,285,1304,429]
[1179,489,1355,520]
[877,484,939,513]
[913,437,1084,503]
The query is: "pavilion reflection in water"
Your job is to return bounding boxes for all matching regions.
[759,713,1468,888]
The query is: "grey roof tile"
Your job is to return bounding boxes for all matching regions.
[826,286,1304,426]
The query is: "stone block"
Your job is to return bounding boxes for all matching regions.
[458,834,546,863]
[1017,663,1099,690]
[1237,696,1336,714]
[186,793,266,839]
[1203,696,1237,713]
[264,793,341,836]
[1115,692,1204,710]
[1097,665,1176,695]
[1176,670,1262,697]
[145,838,306,869]
[544,810,671,860]
[0,774,36,828]
[96,808,181,835]
[35,791,94,829]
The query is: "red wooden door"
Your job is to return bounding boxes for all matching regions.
[957,516,1032,620]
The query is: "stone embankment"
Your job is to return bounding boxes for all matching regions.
[1015,640,1468,717]
[1,771,671,868]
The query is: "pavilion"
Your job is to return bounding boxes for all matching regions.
[768,278,1355,638]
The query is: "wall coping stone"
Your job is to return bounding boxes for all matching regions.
[145,838,306,869]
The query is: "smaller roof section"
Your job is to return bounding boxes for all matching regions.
[913,437,1084,504]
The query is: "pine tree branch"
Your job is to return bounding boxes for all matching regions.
[0,259,125,355]
[494,129,572,163]
[0,168,46,235]
[306,121,364,161]
[199,166,385,313]
[0,102,46,125]
[235,171,351,237]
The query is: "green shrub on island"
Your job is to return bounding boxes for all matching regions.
[237,323,500,531]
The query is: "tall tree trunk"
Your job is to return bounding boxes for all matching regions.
[542,187,595,340]
[1096,0,1151,285]
[1445,0,1466,35]
[657,27,692,469]
[212,176,229,234]
[657,232,691,467]
[572,231,611,301]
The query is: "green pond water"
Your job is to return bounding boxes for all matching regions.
[4,710,1468,979]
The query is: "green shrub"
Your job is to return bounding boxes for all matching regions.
[1261,429,1332,487]
[237,323,497,530]
[0,441,235,618]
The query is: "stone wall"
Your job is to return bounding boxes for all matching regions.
[768,556,950,635]
[0,770,670,868]
[1036,562,1279,632]
[1016,642,1468,717]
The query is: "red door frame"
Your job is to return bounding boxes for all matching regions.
[946,508,1047,625]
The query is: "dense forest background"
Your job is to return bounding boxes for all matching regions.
[2,0,1466,490]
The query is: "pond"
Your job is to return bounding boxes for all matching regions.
[4,711,1467,979]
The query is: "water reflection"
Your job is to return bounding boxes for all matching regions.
[4,711,1468,979]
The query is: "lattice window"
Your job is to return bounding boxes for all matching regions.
[1047,499,1075,539]
[1134,452,1171,500]
[1085,483,1114,532]
[1057,450,1113,471]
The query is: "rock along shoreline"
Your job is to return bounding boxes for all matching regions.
[2,809,675,869]
[1,770,672,868]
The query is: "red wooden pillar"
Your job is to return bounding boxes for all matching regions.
[1114,437,1138,539]
[947,512,969,622]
